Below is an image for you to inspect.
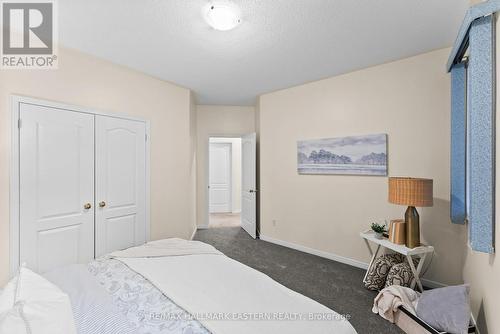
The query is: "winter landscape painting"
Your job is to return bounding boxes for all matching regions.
[297,134,387,176]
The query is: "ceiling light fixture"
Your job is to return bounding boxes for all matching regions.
[203,1,241,31]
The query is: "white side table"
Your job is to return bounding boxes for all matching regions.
[360,230,434,292]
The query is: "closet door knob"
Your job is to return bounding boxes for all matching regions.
[99,201,106,208]
[84,203,92,210]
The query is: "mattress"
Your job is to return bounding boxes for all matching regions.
[44,239,356,334]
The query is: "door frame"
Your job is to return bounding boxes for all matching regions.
[9,95,151,277]
[203,134,246,228]
[208,142,232,214]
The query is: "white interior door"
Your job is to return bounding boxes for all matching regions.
[19,103,95,273]
[209,143,232,213]
[95,116,146,257]
[241,133,257,238]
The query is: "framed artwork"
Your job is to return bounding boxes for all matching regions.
[297,133,387,176]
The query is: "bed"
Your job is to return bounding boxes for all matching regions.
[1,238,357,334]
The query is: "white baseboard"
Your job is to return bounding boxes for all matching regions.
[260,234,446,289]
[197,224,209,230]
[260,235,368,270]
[420,278,447,289]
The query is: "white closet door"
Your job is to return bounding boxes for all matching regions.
[19,103,95,273]
[95,116,146,257]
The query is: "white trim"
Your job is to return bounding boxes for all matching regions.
[197,224,210,230]
[9,96,20,277]
[9,95,151,276]
[11,95,148,122]
[259,234,447,289]
[260,235,368,270]
[420,278,447,289]
[145,121,151,242]
[205,133,246,227]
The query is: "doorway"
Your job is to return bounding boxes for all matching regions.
[209,138,241,228]
[206,134,257,238]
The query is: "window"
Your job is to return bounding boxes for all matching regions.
[450,15,495,254]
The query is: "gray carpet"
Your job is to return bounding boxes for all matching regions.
[194,226,404,334]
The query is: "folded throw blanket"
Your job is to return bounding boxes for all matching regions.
[372,285,420,323]
[109,238,222,258]
[110,238,357,334]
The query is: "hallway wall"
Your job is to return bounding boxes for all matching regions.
[196,105,255,227]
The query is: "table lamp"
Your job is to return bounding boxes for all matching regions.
[388,177,433,248]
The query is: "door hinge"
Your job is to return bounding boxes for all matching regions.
[145,133,148,141]
[18,119,21,129]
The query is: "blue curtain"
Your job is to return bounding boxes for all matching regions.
[450,62,467,225]
[468,15,495,253]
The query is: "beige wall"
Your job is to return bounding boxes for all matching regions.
[259,43,500,332]
[259,48,467,287]
[0,47,195,284]
[189,92,198,238]
[460,14,500,334]
[210,137,242,213]
[196,105,255,226]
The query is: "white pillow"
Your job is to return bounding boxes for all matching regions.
[0,265,77,334]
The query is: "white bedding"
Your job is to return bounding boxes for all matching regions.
[46,260,210,334]
[117,239,357,334]
[110,238,222,258]
[89,258,210,334]
[43,265,136,334]
[0,266,77,334]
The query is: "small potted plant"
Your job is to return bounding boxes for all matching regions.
[371,223,386,239]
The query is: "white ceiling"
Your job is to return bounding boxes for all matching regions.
[59,0,469,105]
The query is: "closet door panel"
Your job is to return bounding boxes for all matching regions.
[95,116,146,257]
[19,103,95,273]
